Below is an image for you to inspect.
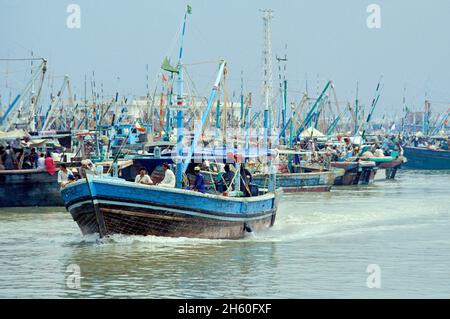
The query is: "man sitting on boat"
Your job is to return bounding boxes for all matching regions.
[58,163,74,188]
[157,162,176,188]
[189,166,206,193]
[135,167,153,185]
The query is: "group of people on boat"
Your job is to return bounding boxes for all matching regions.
[131,159,255,197]
[403,134,450,151]
[0,144,63,174]
[199,161,255,197]
[134,162,176,188]
[0,145,44,171]
[289,135,404,168]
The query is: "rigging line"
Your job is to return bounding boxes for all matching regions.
[182,66,203,105]
[0,66,42,74]
[0,58,45,61]
[184,60,222,66]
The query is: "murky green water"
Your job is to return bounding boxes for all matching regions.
[0,170,449,298]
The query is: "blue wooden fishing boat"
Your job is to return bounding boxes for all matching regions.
[61,175,277,239]
[403,146,450,169]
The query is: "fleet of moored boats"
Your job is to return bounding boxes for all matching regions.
[1,7,450,240]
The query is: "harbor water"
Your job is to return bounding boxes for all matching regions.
[0,170,449,298]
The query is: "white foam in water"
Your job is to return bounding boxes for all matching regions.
[97,233,225,247]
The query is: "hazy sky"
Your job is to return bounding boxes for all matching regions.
[1,0,450,118]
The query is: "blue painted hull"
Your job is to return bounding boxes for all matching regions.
[403,147,450,170]
[0,169,63,207]
[253,169,344,192]
[61,176,278,239]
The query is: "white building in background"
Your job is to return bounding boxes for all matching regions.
[126,96,245,121]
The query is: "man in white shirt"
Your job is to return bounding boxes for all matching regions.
[57,163,73,188]
[158,162,175,188]
[37,153,46,170]
[135,167,153,185]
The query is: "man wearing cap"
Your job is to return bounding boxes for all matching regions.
[191,166,206,193]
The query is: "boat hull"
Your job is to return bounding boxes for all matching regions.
[0,169,63,207]
[331,162,377,185]
[61,177,277,239]
[253,169,344,193]
[403,147,450,170]
[375,158,403,180]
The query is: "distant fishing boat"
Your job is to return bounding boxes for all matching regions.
[0,169,63,207]
[0,159,133,208]
[253,167,344,192]
[403,146,450,170]
[332,161,377,185]
[190,165,343,193]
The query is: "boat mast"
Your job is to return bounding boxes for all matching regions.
[423,98,431,136]
[175,5,191,188]
[354,81,359,135]
[261,9,274,137]
[276,45,288,145]
[0,58,47,132]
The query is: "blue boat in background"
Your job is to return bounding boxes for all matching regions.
[403,146,450,169]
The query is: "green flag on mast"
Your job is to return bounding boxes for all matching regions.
[161,57,178,73]
[187,5,192,14]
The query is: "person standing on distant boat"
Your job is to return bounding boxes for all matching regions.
[37,153,46,170]
[294,142,302,167]
[44,151,56,175]
[157,162,175,188]
[4,145,17,170]
[0,145,5,170]
[58,163,73,188]
[30,148,39,168]
[135,167,153,185]
[190,166,206,193]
